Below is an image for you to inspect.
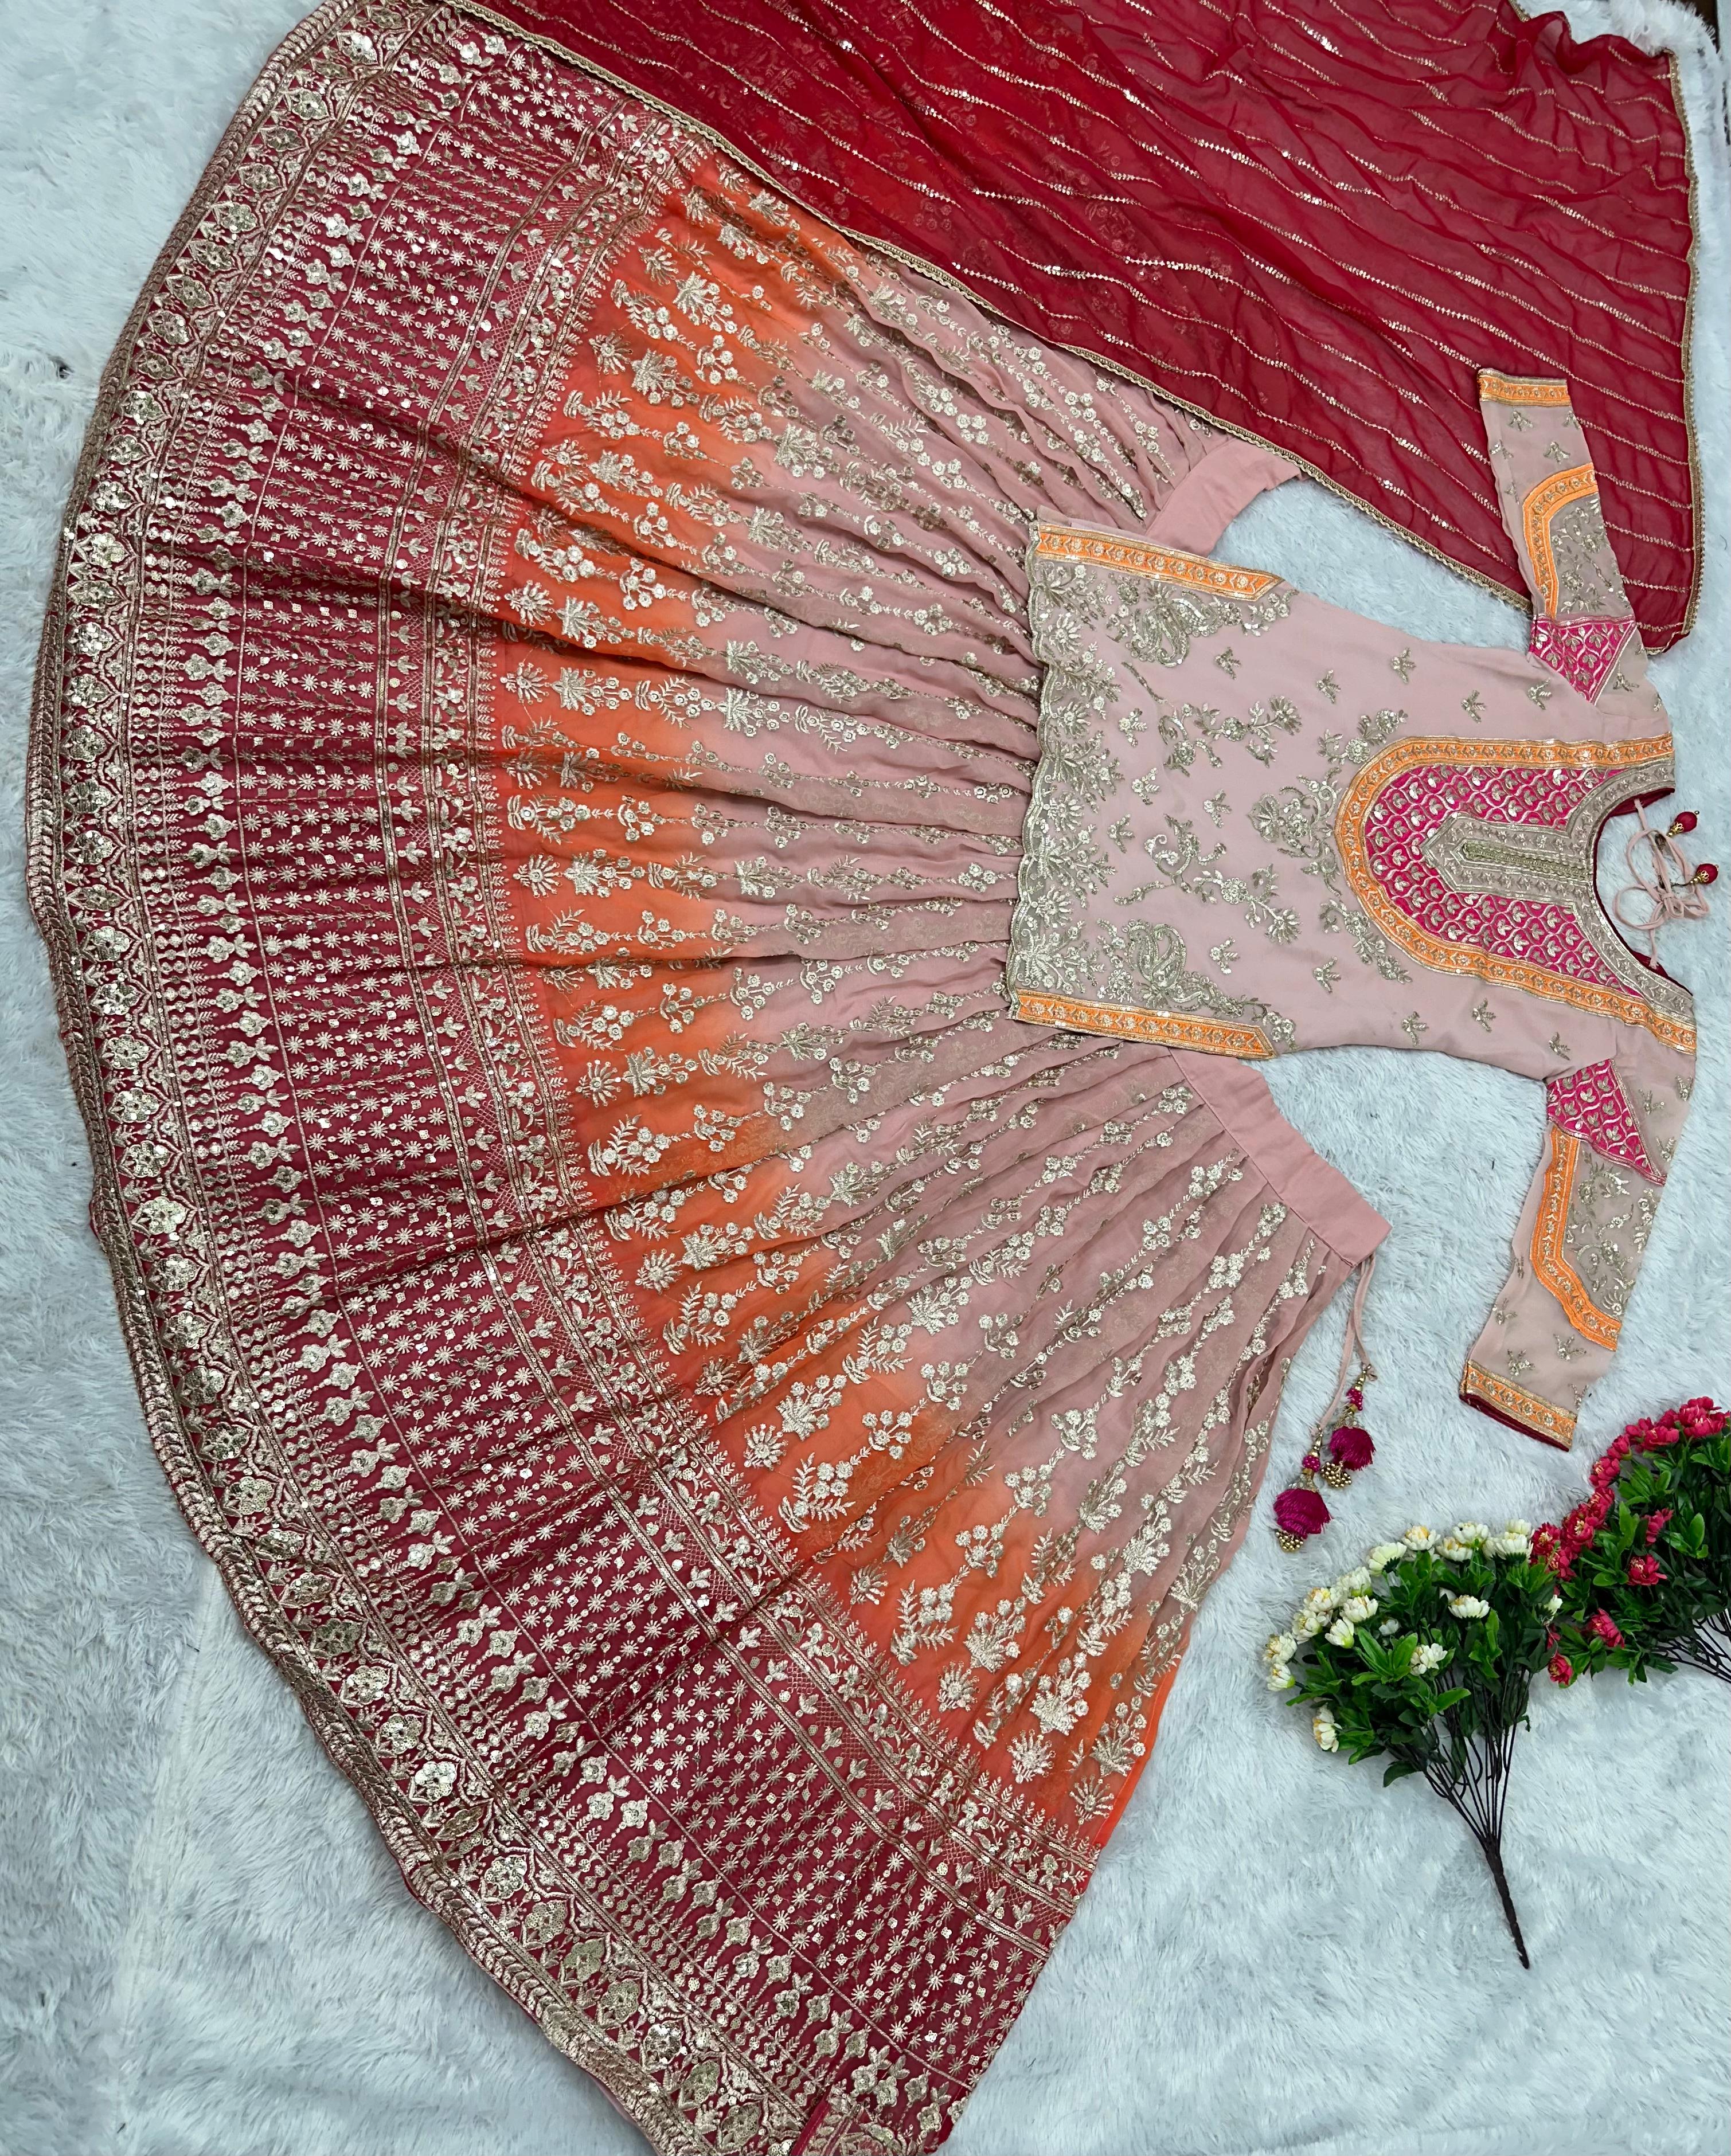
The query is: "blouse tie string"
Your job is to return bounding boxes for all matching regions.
[1610,804,1716,961]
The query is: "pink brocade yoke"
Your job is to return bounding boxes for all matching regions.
[1363,762,1628,991]
[1008,375,1696,1449]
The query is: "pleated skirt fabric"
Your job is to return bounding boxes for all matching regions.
[29,9,1382,2148]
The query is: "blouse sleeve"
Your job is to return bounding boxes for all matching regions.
[1460,1023,1694,1448]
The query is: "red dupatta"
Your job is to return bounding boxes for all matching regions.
[471,0,1699,649]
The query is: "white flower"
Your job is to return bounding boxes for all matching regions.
[1264,1632,1298,1667]
[1437,1536,1476,1564]
[1294,1611,1324,1640]
[1503,1519,1532,1538]
[1266,1665,1296,1692]
[1325,1617,1356,1647]
[1452,1522,1491,1547]
[1448,1595,1490,1619]
[1339,1567,1374,1595]
[1486,1521,1531,1558]
[1545,1593,1562,1616]
[1379,1618,1400,1636]
[1339,1595,1378,1624]
[1312,1709,1339,1752]
[1403,1524,1436,1549]
[1410,1641,1450,1676]
[1366,1543,1406,1572]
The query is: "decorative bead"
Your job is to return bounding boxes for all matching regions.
[1320,1459,1353,1489]
[1670,811,1698,835]
[1301,1451,1322,1473]
[1275,1529,1307,1553]
[1692,862,1718,886]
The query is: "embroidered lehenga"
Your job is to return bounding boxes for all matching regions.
[26,7,1699,2153]
[30,23,1382,2151]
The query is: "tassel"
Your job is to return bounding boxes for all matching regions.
[1272,1255,1378,1549]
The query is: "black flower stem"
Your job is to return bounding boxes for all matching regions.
[1666,1613,1731,1684]
[1476,1832,1531,1971]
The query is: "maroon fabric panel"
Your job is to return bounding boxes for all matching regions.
[474,0,1698,648]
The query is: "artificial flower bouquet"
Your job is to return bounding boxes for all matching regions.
[1538,1396,1730,1686]
[1264,1397,1729,1967]
[1265,1521,1560,1964]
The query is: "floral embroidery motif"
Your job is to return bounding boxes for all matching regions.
[1546,1061,1659,1180]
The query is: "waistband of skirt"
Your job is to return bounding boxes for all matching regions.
[1171,1051,1389,1269]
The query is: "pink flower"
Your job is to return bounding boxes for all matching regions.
[1548,1653,1576,1686]
[1626,1555,1664,1587]
[1530,1523,1574,1580]
[1272,1486,1330,1540]
[1587,1609,1625,1648]
[1564,1493,1612,1546]
[1328,1424,1375,1472]
[1679,1403,1726,1438]
[1639,1422,1685,1450]
[1644,1508,1673,1546]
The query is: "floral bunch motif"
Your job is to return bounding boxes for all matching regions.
[1535,1396,1729,1685]
[1265,1519,1558,1964]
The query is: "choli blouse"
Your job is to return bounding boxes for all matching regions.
[1007,373,1695,1450]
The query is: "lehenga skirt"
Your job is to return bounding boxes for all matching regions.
[29,9,1384,2150]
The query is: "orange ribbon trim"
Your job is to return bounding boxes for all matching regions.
[1460,1361,1578,1449]
[1530,1128,1621,1349]
[1010,988,1274,1058]
[1034,525,1282,599]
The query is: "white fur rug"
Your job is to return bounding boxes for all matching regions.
[2,6,1726,2152]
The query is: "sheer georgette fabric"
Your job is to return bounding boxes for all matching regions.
[28,13,1397,2149]
[480,0,1702,651]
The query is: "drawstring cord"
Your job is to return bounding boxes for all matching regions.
[1315,1249,1377,1440]
[1611,804,1716,961]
